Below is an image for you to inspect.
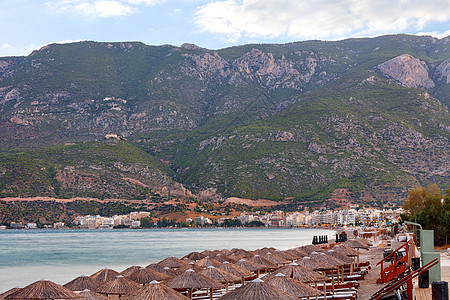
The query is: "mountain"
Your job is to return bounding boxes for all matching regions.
[0,34,448,207]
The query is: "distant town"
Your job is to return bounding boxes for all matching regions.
[2,207,403,230]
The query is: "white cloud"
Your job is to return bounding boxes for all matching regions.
[416,30,450,39]
[1,43,12,49]
[194,0,450,42]
[46,0,164,18]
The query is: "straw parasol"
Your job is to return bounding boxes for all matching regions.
[248,255,277,270]
[195,256,223,268]
[122,281,189,300]
[296,256,336,271]
[64,276,101,291]
[157,257,188,269]
[284,248,308,258]
[231,248,254,258]
[177,262,205,273]
[201,250,221,257]
[261,252,290,266]
[76,289,109,300]
[273,250,298,261]
[199,266,240,293]
[355,238,373,247]
[219,249,233,256]
[95,275,140,297]
[120,266,141,277]
[90,268,121,283]
[165,269,222,300]
[310,252,346,291]
[261,262,327,284]
[6,279,81,299]
[259,247,277,254]
[326,249,354,264]
[182,252,206,261]
[266,273,321,299]
[332,244,360,257]
[213,254,236,263]
[1,288,21,300]
[234,259,266,274]
[220,278,297,300]
[226,252,245,262]
[296,245,324,255]
[218,262,254,278]
[127,267,171,284]
[343,239,370,250]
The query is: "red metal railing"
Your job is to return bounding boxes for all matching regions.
[376,241,410,284]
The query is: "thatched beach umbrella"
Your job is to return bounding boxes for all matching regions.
[182,252,206,262]
[90,269,121,283]
[165,269,222,300]
[220,278,297,300]
[226,252,245,262]
[343,239,370,251]
[120,266,141,278]
[234,259,266,275]
[64,276,101,291]
[231,249,254,258]
[199,266,240,293]
[127,267,170,285]
[326,249,354,264]
[262,252,290,266]
[284,248,308,258]
[177,262,205,273]
[213,254,236,263]
[266,273,321,300]
[261,262,327,284]
[6,280,81,299]
[201,250,221,257]
[219,249,233,256]
[122,281,189,300]
[217,261,253,284]
[273,250,298,261]
[248,255,277,271]
[157,257,188,269]
[95,275,140,298]
[1,288,21,300]
[77,289,109,300]
[296,245,324,255]
[310,252,346,292]
[296,256,335,271]
[333,244,361,265]
[195,256,223,268]
[145,264,175,276]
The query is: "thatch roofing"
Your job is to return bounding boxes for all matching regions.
[284,248,308,258]
[0,288,21,300]
[213,254,236,263]
[261,262,327,283]
[195,256,223,268]
[259,247,277,254]
[157,257,188,269]
[201,249,221,257]
[266,273,321,298]
[296,256,336,271]
[220,278,297,300]
[120,266,142,277]
[95,275,140,296]
[261,252,290,265]
[199,266,241,284]
[231,248,255,258]
[332,244,360,256]
[343,239,370,250]
[219,249,233,256]
[217,261,253,277]
[234,259,265,273]
[128,267,170,284]
[122,281,189,300]
[310,252,346,267]
[182,252,206,261]
[355,238,373,247]
[226,252,245,262]
[76,289,109,300]
[273,250,298,261]
[326,249,354,264]
[89,268,121,283]
[165,269,222,290]
[248,255,277,269]
[177,262,205,273]
[6,280,81,299]
[296,244,324,255]
[64,276,100,292]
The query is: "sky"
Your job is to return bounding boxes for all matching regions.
[0,0,449,57]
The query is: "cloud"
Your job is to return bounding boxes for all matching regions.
[416,30,450,39]
[1,44,12,49]
[47,0,164,18]
[194,0,450,42]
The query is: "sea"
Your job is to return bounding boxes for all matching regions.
[0,227,335,292]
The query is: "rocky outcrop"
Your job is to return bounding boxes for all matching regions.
[377,54,435,89]
[437,58,450,83]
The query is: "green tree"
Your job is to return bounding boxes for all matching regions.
[403,186,426,216]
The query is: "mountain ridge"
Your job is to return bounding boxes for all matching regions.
[0,34,448,206]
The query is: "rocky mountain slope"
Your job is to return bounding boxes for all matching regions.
[0,34,448,206]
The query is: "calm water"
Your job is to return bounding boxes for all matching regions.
[0,228,334,292]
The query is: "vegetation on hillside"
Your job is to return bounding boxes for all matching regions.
[402,184,450,246]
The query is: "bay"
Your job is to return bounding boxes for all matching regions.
[0,227,334,292]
